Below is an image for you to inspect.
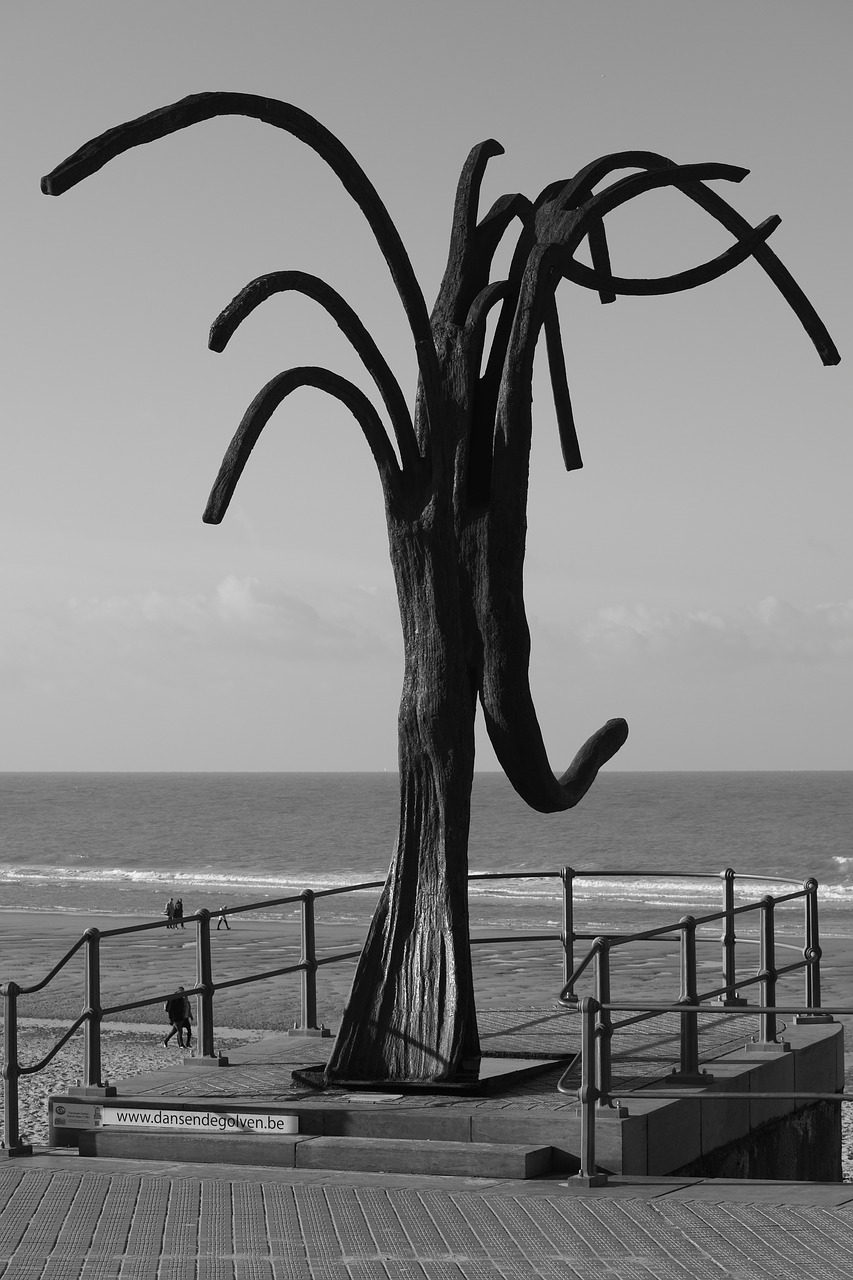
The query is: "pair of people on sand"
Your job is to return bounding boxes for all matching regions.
[164,897,185,928]
[163,986,193,1049]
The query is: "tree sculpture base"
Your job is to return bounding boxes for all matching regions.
[294,1055,569,1096]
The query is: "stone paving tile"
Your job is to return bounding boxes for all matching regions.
[3,1163,853,1279]
[119,1055,581,1117]
[113,1009,760,1119]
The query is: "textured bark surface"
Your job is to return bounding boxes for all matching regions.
[42,94,839,1084]
[327,484,481,1079]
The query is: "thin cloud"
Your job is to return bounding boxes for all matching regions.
[578,597,853,665]
[66,575,398,660]
[0,576,396,684]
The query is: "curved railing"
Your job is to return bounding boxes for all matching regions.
[551,875,833,1186]
[557,877,823,1100]
[569,997,846,1187]
[1,866,825,1153]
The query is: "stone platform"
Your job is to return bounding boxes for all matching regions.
[47,1007,845,1181]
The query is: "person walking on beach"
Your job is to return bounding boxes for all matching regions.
[173,898,184,929]
[216,905,230,930]
[163,986,193,1048]
[164,897,175,928]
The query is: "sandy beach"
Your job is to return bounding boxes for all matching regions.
[3,906,853,1176]
[0,904,598,1033]
[1,906,577,1147]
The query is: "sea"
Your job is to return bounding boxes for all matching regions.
[1,771,851,999]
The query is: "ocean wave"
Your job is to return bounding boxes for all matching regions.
[468,872,844,905]
[0,862,846,906]
[0,864,385,898]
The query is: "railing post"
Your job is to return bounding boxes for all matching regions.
[794,875,824,1024]
[719,868,746,1006]
[2,982,30,1155]
[804,878,821,1009]
[755,895,790,1050]
[560,866,577,1005]
[287,890,330,1038]
[788,880,829,1029]
[593,938,612,1105]
[570,996,607,1187]
[83,928,102,1087]
[675,915,701,1078]
[196,909,216,1057]
[759,895,776,1045]
[301,889,317,1031]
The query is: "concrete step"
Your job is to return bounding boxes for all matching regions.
[78,1130,554,1179]
[299,1135,554,1178]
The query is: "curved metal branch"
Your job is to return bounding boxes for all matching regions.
[464,280,509,351]
[490,243,559,488]
[674,181,840,365]
[543,299,582,471]
[202,366,401,524]
[552,152,668,305]
[461,281,511,508]
[473,512,627,809]
[41,90,444,425]
[479,626,628,811]
[474,193,532,273]
[554,151,839,364]
[210,270,419,475]
[587,217,616,305]
[575,162,750,222]
[435,139,507,326]
[497,208,780,489]
[556,149,685,208]
[466,198,541,480]
[456,193,534,407]
[435,142,531,338]
[561,214,781,296]
[453,139,505,241]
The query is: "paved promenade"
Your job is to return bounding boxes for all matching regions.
[2,1151,853,1279]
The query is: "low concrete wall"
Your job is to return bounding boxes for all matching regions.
[673,1099,841,1182]
[611,1020,844,1180]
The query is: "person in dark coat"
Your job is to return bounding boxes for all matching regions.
[163,986,193,1048]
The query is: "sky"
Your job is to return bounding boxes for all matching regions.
[2,1,850,771]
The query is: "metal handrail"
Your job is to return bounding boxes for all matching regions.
[560,879,817,1005]
[569,997,848,1186]
[574,890,806,958]
[0,866,577,1151]
[0,866,825,1154]
[559,875,826,1182]
[15,1015,89,1077]
[582,871,797,882]
[562,870,820,1006]
[14,935,89,995]
[468,871,562,880]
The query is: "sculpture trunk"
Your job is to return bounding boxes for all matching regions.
[326,506,482,1081]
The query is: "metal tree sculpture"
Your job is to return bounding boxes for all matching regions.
[43,94,839,1084]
